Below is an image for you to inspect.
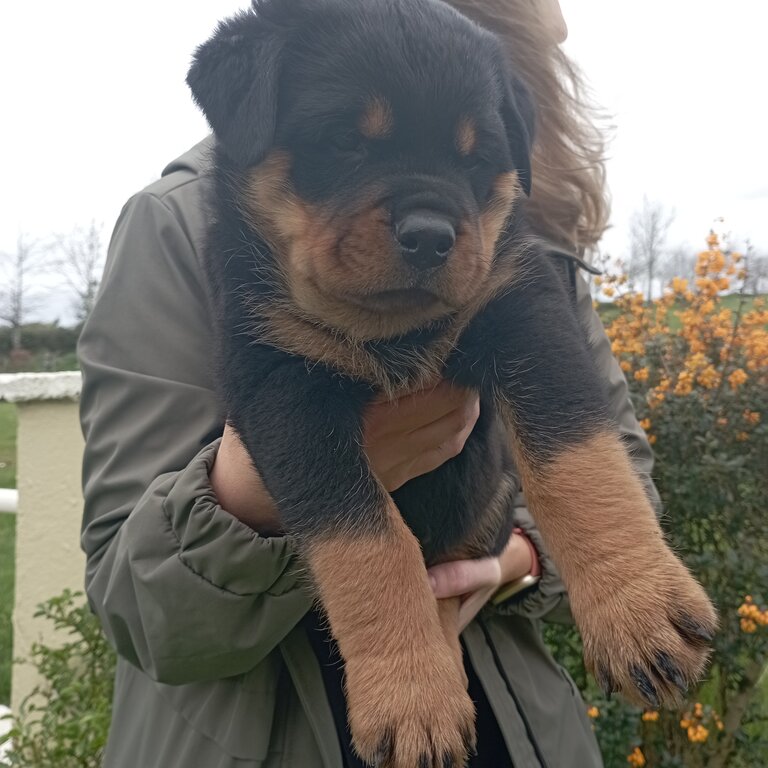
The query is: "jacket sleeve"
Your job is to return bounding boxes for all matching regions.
[79,181,313,685]
[493,268,662,623]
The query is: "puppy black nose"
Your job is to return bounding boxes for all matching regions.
[395,211,455,270]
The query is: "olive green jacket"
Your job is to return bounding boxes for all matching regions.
[79,139,658,768]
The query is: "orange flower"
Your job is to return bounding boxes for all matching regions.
[696,366,720,389]
[587,706,600,719]
[740,618,757,633]
[728,368,748,390]
[627,747,646,767]
[687,724,709,743]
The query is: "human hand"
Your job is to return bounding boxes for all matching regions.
[363,380,480,492]
[211,381,479,531]
[428,531,538,632]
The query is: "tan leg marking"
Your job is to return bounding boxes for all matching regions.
[437,596,467,688]
[509,430,717,706]
[308,500,475,767]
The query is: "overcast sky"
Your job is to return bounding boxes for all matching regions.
[1,1,766,322]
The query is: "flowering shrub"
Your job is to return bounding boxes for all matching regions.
[546,232,768,767]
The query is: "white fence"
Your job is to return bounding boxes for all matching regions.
[0,371,85,712]
[0,489,18,514]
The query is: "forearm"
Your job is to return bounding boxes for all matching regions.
[80,188,313,683]
[209,424,283,535]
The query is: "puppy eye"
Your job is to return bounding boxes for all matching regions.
[462,152,492,174]
[331,131,366,154]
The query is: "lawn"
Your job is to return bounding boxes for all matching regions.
[0,514,14,706]
[0,401,17,706]
[0,402,16,490]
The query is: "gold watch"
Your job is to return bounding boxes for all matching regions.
[491,573,541,606]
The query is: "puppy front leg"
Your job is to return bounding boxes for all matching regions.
[450,257,717,707]
[229,355,474,768]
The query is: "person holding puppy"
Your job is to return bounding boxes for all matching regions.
[79,0,659,766]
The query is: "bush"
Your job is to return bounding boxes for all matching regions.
[547,232,768,767]
[0,324,80,372]
[0,591,115,768]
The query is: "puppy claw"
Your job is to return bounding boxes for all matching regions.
[672,612,715,646]
[630,665,660,708]
[654,651,687,693]
[371,730,394,767]
[596,663,618,698]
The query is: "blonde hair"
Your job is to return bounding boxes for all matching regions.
[446,0,610,256]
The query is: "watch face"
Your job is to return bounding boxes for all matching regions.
[492,574,542,605]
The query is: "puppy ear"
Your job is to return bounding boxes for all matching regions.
[186,10,283,167]
[501,77,535,197]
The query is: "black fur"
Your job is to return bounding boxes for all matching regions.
[187,0,610,557]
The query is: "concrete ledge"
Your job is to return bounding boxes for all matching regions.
[0,372,82,403]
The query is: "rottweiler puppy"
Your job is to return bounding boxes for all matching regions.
[187,0,717,765]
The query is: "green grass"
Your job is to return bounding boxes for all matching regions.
[0,402,16,489]
[596,292,766,330]
[0,402,17,704]
[0,513,15,705]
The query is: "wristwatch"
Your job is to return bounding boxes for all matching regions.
[491,573,541,605]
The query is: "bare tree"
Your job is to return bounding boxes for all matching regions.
[628,198,675,299]
[53,221,106,323]
[0,235,46,350]
[660,244,698,287]
[742,242,768,295]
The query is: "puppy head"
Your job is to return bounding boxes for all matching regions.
[188,0,534,340]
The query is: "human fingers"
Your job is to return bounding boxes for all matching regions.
[364,387,480,490]
[428,557,502,600]
[364,380,476,440]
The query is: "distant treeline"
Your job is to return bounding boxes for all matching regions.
[0,323,80,372]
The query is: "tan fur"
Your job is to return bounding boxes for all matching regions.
[479,171,520,256]
[308,501,475,766]
[437,596,466,687]
[456,117,477,156]
[242,152,316,256]
[359,95,394,139]
[506,429,718,705]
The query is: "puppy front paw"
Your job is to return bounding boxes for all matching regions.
[573,550,717,707]
[345,640,476,768]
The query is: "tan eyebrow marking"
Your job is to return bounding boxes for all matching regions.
[456,117,477,156]
[359,95,394,139]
